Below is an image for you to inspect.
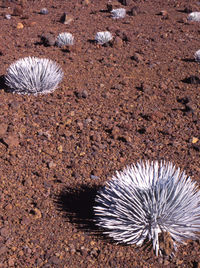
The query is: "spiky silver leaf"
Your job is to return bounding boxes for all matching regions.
[95,31,113,45]
[56,32,74,47]
[5,57,63,95]
[188,12,200,22]
[94,161,200,256]
[111,8,126,19]
[194,49,200,63]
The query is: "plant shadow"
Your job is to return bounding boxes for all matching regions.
[181,76,200,84]
[54,184,105,236]
[0,75,10,92]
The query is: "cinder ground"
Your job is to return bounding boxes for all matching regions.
[0,0,199,267]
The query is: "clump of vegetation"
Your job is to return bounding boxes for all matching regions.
[94,161,200,256]
[56,32,74,47]
[111,8,126,19]
[187,12,200,22]
[5,56,63,95]
[95,31,113,45]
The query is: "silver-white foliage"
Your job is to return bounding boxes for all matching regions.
[56,32,74,47]
[5,56,63,95]
[194,49,200,63]
[188,12,200,22]
[94,161,200,256]
[111,8,126,19]
[95,31,113,45]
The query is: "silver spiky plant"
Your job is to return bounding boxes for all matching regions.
[95,31,113,45]
[56,32,74,47]
[5,56,63,95]
[188,12,200,22]
[194,49,200,63]
[111,8,126,19]
[94,161,200,256]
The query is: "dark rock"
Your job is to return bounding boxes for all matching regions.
[130,6,139,16]
[131,53,143,63]
[60,12,73,24]
[41,33,55,47]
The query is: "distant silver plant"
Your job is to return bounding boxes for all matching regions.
[95,31,113,45]
[5,56,63,95]
[94,161,200,256]
[56,32,74,47]
[194,49,200,63]
[188,12,200,22]
[111,8,126,19]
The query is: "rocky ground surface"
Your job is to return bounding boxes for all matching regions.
[0,0,199,267]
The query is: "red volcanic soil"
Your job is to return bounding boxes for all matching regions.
[0,0,199,267]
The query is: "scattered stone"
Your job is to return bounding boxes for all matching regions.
[0,123,8,136]
[90,175,100,180]
[47,161,56,169]
[30,208,42,219]
[41,33,55,47]
[3,134,19,147]
[131,53,143,63]
[39,8,48,15]
[107,1,121,12]
[60,12,74,24]
[120,0,131,6]
[113,36,123,48]
[48,256,60,265]
[16,22,24,29]
[12,6,23,16]
[159,10,168,19]
[82,0,90,5]
[57,145,63,153]
[74,89,88,98]
[5,14,11,20]
[130,6,139,16]
[191,137,198,144]
[0,227,9,237]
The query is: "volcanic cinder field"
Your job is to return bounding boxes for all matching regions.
[0,0,199,267]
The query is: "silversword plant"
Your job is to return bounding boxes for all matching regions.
[95,31,113,45]
[111,8,126,19]
[94,161,200,256]
[5,56,63,95]
[56,32,74,47]
[188,12,200,22]
[194,49,200,63]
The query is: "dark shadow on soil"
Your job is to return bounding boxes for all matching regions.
[181,58,196,63]
[181,76,200,84]
[54,184,101,234]
[0,75,9,92]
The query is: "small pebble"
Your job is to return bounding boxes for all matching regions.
[39,8,48,15]
[5,14,11,20]
[90,175,100,180]
[16,22,24,29]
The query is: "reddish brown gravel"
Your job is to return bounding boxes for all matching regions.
[0,0,199,267]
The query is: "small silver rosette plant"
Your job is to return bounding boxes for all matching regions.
[94,161,200,256]
[188,12,200,22]
[56,32,74,47]
[111,8,126,19]
[95,31,113,45]
[5,56,63,95]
